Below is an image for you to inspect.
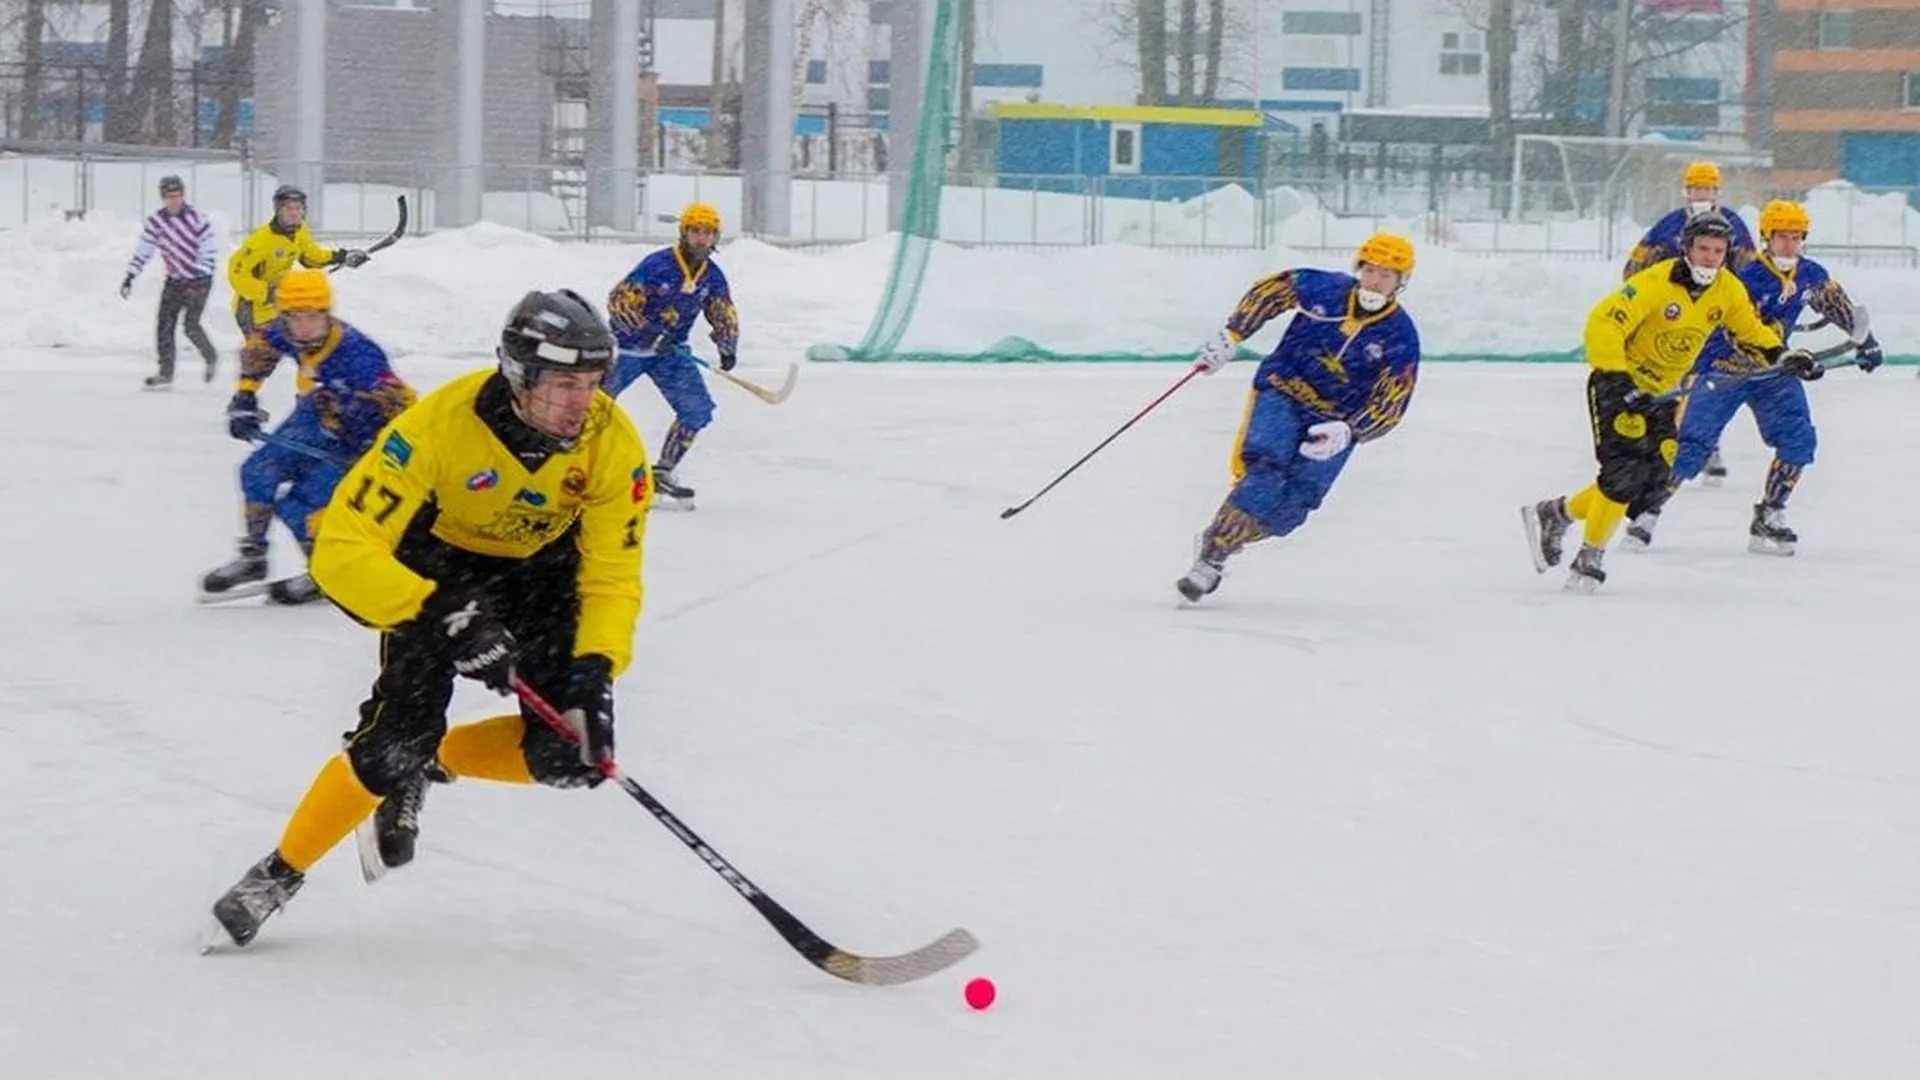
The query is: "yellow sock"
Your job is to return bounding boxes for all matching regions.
[277,754,381,873]
[1582,493,1627,548]
[1566,484,1599,520]
[438,715,536,785]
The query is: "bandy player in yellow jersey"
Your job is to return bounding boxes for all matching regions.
[206,289,654,949]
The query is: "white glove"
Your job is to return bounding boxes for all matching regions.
[1298,420,1352,461]
[1192,329,1240,375]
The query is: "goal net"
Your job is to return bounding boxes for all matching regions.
[1511,133,1771,229]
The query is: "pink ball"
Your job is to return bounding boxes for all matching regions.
[964,976,996,1010]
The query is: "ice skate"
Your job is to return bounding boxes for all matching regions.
[142,372,174,391]
[1521,497,1572,572]
[1564,543,1607,593]
[204,851,304,950]
[1702,448,1728,487]
[265,574,324,606]
[1620,510,1660,552]
[649,467,696,512]
[1175,556,1225,603]
[1748,502,1797,556]
[197,544,269,603]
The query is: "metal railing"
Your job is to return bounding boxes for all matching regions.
[4,147,1917,265]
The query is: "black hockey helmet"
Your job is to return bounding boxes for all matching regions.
[1681,213,1735,247]
[272,184,307,207]
[497,289,616,392]
[158,174,185,195]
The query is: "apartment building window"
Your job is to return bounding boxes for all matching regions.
[1818,10,1854,49]
[1440,31,1484,76]
[1109,123,1142,175]
[1905,73,1920,109]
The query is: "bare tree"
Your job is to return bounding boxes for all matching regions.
[20,0,47,139]
[128,0,177,142]
[1201,0,1225,103]
[212,0,262,149]
[1089,0,1254,107]
[105,0,133,142]
[1486,0,1514,199]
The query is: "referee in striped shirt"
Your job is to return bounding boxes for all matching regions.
[122,174,220,389]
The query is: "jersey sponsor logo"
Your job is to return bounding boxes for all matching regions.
[514,488,548,507]
[631,464,650,503]
[1620,284,1638,299]
[563,467,588,498]
[1663,303,1682,321]
[1706,306,1722,323]
[466,468,498,491]
[380,430,413,469]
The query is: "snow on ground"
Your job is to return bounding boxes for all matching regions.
[3,346,1920,1077]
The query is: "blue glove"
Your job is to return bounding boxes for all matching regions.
[717,346,737,372]
[1856,335,1884,373]
[226,390,269,441]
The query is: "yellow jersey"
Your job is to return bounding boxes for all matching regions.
[1584,259,1782,395]
[227,221,338,325]
[311,368,653,675]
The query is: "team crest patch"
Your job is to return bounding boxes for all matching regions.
[1365,342,1383,360]
[631,464,650,503]
[1706,307,1722,323]
[1663,303,1682,321]
[466,468,498,491]
[514,488,548,507]
[563,467,588,497]
[380,431,413,469]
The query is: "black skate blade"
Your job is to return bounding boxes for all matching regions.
[197,580,273,605]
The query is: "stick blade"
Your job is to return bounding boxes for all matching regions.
[818,927,980,986]
[752,362,799,404]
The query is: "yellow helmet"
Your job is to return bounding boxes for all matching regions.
[276,267,333,313]
[1683,161,1722,189]
[1759,199,1811,239]
[679,202,722,234]
[1354,231,1415,275]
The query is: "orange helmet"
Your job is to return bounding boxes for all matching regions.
[1758,199,1811,239]
[1683,161,1722,189]
[276,267,333,312]
[679,202,722,234]
[1354,231,1415,275]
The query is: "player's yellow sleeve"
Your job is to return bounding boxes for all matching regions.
[310,414,442,628]
[571,401,651,676]
[226,224,276,307]
[293,226,337,268]
[1714,273,1782,356]
[1583,265,1662,373]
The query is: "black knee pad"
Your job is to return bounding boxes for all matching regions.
[346,703,446,797]
[1596,455,1657,505]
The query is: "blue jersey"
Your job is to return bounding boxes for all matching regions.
[606,245,740,358]
[1694,255,1861,376]
[1225,268,1420,443]
[238,319,414,452]
[1623,206,1757,279]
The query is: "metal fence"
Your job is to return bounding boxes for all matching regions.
[5,147,1917,266]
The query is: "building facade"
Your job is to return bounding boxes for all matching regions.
[1770,0,1920,191]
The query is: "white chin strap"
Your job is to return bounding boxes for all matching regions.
[1355,288,1390,312]
[1687,261,1718,287]
[1688,200,1716,217]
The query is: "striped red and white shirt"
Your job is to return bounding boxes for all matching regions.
[127,204,218,281]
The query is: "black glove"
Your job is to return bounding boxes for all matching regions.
[1856,336,1884,373]
[336,249,370,269]
[717,347,737,372]
[561,655,616,781]
[1780,347,1823,382]
[226,390,269,441]
[119,273,133,300]
[423,588,517,693]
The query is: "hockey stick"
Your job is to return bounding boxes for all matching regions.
[510,676,980,986]
[1000,368,1202,519]
[327,195,408,273]
[1645,307,1872,405]
[694,355,798,405]
[251,432,356,468]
